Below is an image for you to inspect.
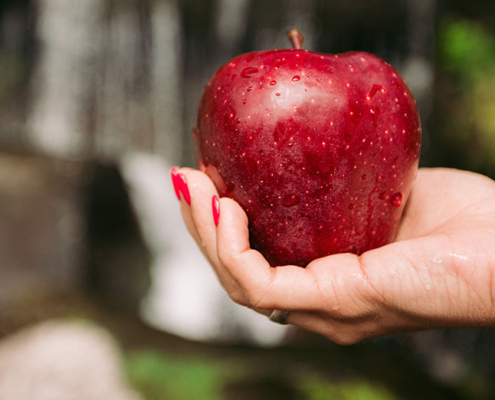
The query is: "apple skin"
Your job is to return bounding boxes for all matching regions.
[194,49,421,267]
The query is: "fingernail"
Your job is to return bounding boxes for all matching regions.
[177,173,191,205]
[170,167,181,201]
[212,195,220,227]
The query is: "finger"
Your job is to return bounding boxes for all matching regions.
[179,168,218,255]
[174,167,202,251]
[216,198,374,312]
[177,168,246,298]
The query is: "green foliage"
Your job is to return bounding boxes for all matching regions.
[125,349,404,400]
[441,19,495,82]
[125,350,225,400]
[301,377,399,400]
[438,18,495,172]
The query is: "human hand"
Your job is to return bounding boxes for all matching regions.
[171,167,495,344]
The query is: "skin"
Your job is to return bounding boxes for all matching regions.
[175,167,495,345]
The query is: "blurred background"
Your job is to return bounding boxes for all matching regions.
[1,0,495,399]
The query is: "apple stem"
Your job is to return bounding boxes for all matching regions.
[287,29,304,50]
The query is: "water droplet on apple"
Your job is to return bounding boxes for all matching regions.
[390,192,402,208]
[243,99,247,104]
[241,67,259,78]
[292,75,301,82]
[270,80,277,85]
[348,203,356,210]
[370,107,380,127]
[246,53,255,62]
[282,194,300,207]
[247,86,253,91]
[236,118,241,124]
[369,84,383,99]
[276,93,281,96]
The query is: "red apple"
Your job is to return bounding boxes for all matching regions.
[194,30,421,267]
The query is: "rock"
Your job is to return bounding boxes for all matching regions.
[0,320,141,400]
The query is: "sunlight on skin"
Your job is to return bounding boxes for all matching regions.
[176,167,495,344]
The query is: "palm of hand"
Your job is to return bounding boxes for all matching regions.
[177,168,495,344]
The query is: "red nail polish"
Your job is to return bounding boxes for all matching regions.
[212,195,220,226]
[177,173,191,205]
[170,167,181,201]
